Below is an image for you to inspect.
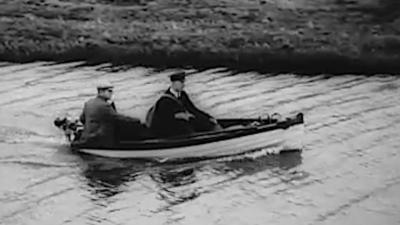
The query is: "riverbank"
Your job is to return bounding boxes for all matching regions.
[1,0,400,74]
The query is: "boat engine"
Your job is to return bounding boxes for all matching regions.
[54,117,83,141]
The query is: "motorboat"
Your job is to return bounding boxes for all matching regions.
[54,113,304,160]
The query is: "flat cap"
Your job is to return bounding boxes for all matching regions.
[169,71,186,82]
[96,80,114,89]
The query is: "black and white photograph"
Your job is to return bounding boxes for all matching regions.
[0,0,399,224]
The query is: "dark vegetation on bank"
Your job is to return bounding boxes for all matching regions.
[1,0,400,74]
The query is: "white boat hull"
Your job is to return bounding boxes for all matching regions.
[78,125,304,160]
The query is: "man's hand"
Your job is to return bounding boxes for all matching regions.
[209,117,218,124]
[175,112,194,121]
[249,121,261,126]
[209,117,223,131]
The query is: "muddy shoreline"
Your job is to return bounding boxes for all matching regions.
[1,0,400,74]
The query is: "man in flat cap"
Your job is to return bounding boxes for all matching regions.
[75,81,142,148]
[147,72,220,137]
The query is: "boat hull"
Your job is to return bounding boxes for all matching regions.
[78,124,304,160]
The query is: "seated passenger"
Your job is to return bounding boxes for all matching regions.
[75,81,143,147]
[147,72,221,138]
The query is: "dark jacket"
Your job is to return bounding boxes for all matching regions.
[149,89,213,137]
[76,96,139,147]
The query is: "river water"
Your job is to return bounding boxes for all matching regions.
[0,62,399,225]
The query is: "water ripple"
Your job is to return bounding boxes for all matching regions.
[0,63,399,225]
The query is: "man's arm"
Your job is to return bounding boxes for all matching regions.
[102,102,141,123]
[182,92,221,127]
[182,92,212,119]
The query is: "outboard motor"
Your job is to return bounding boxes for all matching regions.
[54,117,83,141]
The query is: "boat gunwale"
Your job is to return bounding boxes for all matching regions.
[73,113,304,151]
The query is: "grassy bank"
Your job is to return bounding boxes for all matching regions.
[1,0,400,74]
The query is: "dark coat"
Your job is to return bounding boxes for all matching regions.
[76,96,139,147]
[150,89,213,137]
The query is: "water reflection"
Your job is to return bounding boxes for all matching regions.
[80,155,145,199]
[78,151,303,211]
[151,167,197,188]
[150,166,200,211]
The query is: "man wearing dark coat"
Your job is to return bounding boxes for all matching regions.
[148,72,221,138]
[75,81,142,148]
